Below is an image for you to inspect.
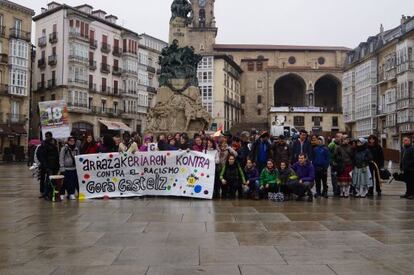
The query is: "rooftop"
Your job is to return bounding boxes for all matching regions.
[213,44,350,52]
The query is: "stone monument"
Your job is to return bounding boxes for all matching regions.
[146,0,211,134]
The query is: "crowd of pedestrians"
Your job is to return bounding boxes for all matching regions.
[32,128,414,201]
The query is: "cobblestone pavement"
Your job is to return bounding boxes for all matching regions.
[0,164,413,275]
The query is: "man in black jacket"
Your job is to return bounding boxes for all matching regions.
[37,132,60,199]
[401,136,414,200]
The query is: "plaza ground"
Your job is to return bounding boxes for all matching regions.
[0,164,414,274]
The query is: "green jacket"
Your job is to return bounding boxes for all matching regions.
[260,168,279,188]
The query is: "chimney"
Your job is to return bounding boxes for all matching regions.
[401,15,407,25]
[380,24,384,34]
[47,2,61,10]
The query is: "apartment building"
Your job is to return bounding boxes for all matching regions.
[344,16,414,149]
[32,2,143,138]
[0,0,34,161]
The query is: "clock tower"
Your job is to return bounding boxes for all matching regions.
[188,0,217,53]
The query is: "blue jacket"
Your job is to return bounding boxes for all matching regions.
[312,145,330,169]
[244,166,259,183]
[292,161,315,182]
[291,139,312,164]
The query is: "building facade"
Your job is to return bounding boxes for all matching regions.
[0,0,34,160]
[187,0,348,133]
[344,16,414,149]
[32,2,148,138]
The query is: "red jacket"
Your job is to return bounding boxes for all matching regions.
[81,143,98,154]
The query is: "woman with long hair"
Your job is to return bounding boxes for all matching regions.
[81,133,98,155]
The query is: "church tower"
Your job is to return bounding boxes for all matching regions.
[188,0,218,53]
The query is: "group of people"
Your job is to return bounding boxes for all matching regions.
[33,128,414,202]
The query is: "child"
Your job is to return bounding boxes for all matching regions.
[352,138,373,198]
[220,155,246,199]
[243,159,260,199]
[277,161,298,200]
[259,159,279,199]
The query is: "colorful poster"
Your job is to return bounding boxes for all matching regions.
[38,100,70,139]
[75,151,215,200]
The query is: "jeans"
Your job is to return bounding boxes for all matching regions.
[244,180,260,196]
[62,170,78,196]
[331,168,340,196]
[315,167,328,195]
[287,180,314,197]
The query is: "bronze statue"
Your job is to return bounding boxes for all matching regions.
[171,0,193,25]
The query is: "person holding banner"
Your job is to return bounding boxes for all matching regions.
[119,132,138,154]
[59,136,80,200]
[220,154,246,199]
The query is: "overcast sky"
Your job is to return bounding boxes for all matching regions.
[20,0,414,48]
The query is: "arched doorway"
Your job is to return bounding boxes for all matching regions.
[314,75,342,112]
[274,74,306,107]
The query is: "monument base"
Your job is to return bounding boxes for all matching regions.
[146,82,211,135]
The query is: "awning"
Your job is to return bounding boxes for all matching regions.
[0,125,13,136]
[99,120,132,132]
[11,125,27,135]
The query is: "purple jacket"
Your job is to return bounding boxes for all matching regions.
[244,166,259,183]
[292,161,315,182]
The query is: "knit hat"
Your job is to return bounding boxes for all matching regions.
[318,136,325,144]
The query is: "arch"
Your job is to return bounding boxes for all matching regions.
[72,121,94,136]
[274,73,306,107]
[314,74,342,112]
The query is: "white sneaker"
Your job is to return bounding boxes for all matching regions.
[69,194,76,200]
[60,195,65,201]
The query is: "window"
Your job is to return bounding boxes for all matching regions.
[40,96,45,102]
[51,94,56,100]
[257,109,261,116]
[288,56,296,64]
[14,19,22,31]
[318,57,325,65]
[241,95,245,104]
[312,116,323,126]
[256,62,263,71]
[294,116,305,126]
[102,77,107,91]
[257,95,262,104]
[257,80,263,89]
[247,62,254,71]
[332,116,339,127]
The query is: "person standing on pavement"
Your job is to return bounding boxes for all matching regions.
[352,138,373,198]
[367,135,384,197]
[249,131,272,173]
[312,136,330,198]
[37,131,60,199]
[59,136,80,200]
[400,136,414,200]
[328,133,343,197]
[333,136,354,198]
[272,135,291,169]
[291,130,312,164]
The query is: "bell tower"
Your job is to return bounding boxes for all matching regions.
[188,0,217,53]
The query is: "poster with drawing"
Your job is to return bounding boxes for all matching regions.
[38,100,70,139]
[75,150,215,200]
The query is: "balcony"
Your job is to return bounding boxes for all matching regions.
[49,32,58,44]
[67,102,89,113]
[37,58,46,69]
[68,78,88,86]
[147,66,156,74]
[101,42,111,54]
[38,36,47,48]
[37,81,45,91]
[0,84,8,95]
[112,66,122,76]
[113,88,123,96]
[47,79,56,89]
[224,95,242,109]
[147,86,157,93]
[68,28,88,42]
[113,46,122,57]
[89,39,97,49]
[0,26,5,37]
[100,86,112,94]
[68,55,88,64]
[89,60,97,71]
[100,63,110,74]
[0,53,8,64]
[89,83,97,92]
[91,106,121,117]
[48,55,57,66]
[7,113,26,124]
[9,28,31,42]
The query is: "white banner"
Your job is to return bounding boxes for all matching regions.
[75,151,215,200]
[38,100,70,139]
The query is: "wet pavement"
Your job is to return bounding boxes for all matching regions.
[0,164,414,274]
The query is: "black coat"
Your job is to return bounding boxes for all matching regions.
[401,145,414,172]
[368,144,384,168]
[36,140,60,172]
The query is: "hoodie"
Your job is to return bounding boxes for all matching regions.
[292,161,315,182]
